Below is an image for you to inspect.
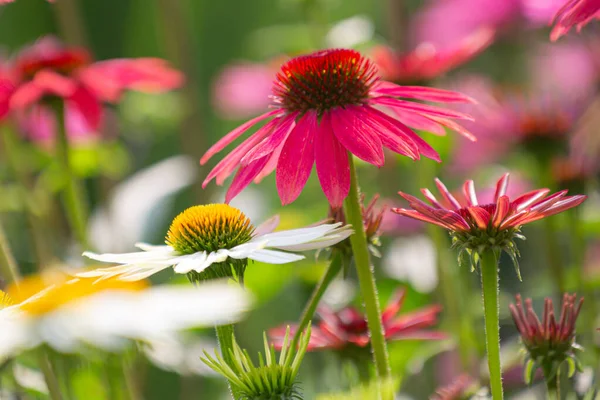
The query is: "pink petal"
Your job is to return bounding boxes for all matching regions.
[276,111,317,205]
[539,195,586,217]
[392,208,455,230]
[10,82,45,110]
[529,190,569,212]
[225,155,270,203]
[254,142,284,184]
[371,96,474,120]
[315,113,350,207]
[492,195,510,227]
[200,109,282,164]
[494,173,510,202]
[463,180,479,206]
[202,117,281,187]
[240,113,296,166]
[421,188,444,208]
[254,215,280,236]
[434,178,462,210]
[364,106,440,161]
[424,114,477,141]
[34,69,78,97]
[391,107,447,135]
[467,206,490,229]
[512,189,551,211]
[330,106,384,167]
[371,81,476,103]
[356,106,419,159]
[68,86,102,131]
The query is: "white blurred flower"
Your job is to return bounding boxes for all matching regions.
[325,16,374,48]
[81,204,353,281]
[0,274,250,359]
[143,334,218,376]
[383,235,438,293]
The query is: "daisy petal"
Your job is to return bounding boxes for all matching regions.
[246,249,305,264]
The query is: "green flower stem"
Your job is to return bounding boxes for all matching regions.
[290,250,343,351]
[215,324,241,399]
[480,250,503,400]
[53,100,90,249]
[542,364,560,400]
[0,218,21,286]
[343,155,391,381]
[38,352,64,400]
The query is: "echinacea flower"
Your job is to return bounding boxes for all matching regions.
[202,326,310,400]
[510,294,583,384]
[201,48,475,207]
[551,0,600,41]
[80,203,353,282]
[0,36,183,142]
[372,28,494,85]
[392,173,586,276]
[269,288,445,352]
[430,374,477,400]
[0,272,250,358]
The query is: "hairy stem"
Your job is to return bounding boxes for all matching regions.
[215,324,241,399]
[343,155,391,382]
[480,250,503,400]
[291,250,343,351]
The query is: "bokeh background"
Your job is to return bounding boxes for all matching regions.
[1,0,599,398]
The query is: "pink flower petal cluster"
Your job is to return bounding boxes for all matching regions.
[269,288,446,351]
[0,37,183,143]
[551,0,600,41]
[372,28,494,84]
[201,48,475,207]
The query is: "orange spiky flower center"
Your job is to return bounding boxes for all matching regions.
[272,49,378,115]
[166,204,255,254]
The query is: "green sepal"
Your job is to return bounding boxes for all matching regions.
[524,358,539,385]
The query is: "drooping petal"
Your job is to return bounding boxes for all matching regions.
[371,81,476,103]
[371,96,474,120]
[276,111,316,205]
[200,109,282,164]
[172,252,208,274]
[224,155,271,203]
[246,249,305,264]
[240,113,296,166]
[315,112,350,207]
[69,86,102,131]
[330,106,384,166]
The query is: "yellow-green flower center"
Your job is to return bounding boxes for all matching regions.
[166,204,255,254]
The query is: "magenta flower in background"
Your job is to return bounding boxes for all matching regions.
[430,374,476,400]
[269,288,446,351]
[0,37,183,143]
[551,0,600,41]
[201,48,475,207]
[212,60,282,119]
[371,28,494,84]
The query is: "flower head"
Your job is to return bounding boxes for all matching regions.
[0,272,250,358]
[551,0,600,41]
[269,288,445,352]
[0,36,183,143]
[81,203,353,282]
[372,28,494,85]
[392,173,586,277]
[510,294,584,384]
[201,48,475,207]
[202,326,310,400]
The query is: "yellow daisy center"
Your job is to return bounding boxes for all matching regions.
[7,272,147,316]
[0,291,13,309]
[166,204,255,254]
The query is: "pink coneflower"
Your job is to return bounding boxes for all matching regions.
[392,173,586,276]
[372,28,494,85]
[269,287,446,351]
[551,0,600,41]
[201,48,475,207]
[0,36,183,142]
[510,294,583,384]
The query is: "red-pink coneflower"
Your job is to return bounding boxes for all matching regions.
[269,287,446,351]
[430,374,476,400]
[510,294,583,384]
[551,0,600,41]
[0,36,183,141]
[392,173,586,276]
[201,48,475,207]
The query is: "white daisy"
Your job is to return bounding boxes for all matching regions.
[80,203,353,282]
[0,273,250,359]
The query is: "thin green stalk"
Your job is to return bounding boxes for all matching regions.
[542,364,560,400]
[480,250,503,400]
[343,154,391,381]
[53,100,90,249]
[0,219,21,286]
[291,251,343,351]
[38,353,64,400]
[215,324,241,399]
